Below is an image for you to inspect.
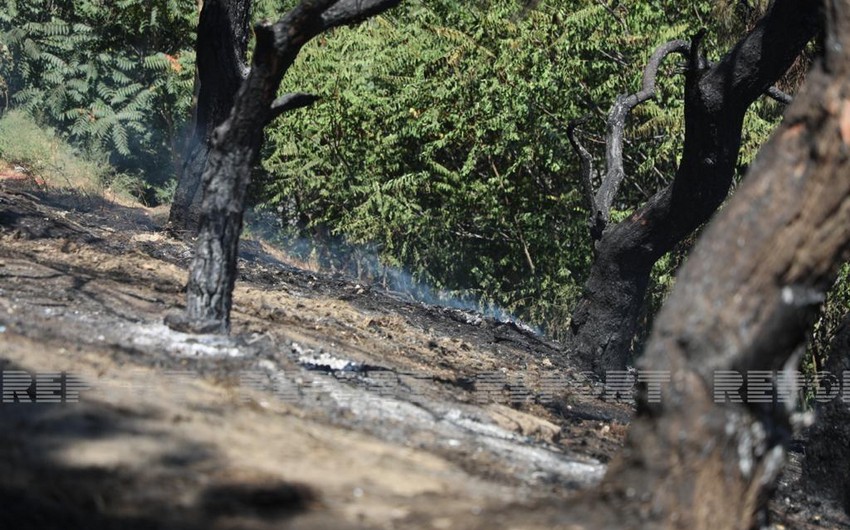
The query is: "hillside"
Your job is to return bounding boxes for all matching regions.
[0,182,844,529]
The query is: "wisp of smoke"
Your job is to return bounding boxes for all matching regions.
[242,207,542,335]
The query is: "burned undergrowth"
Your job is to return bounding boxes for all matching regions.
[0,186,844,528]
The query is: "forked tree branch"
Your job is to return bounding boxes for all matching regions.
[568,39,690,241]
[595,39,691,237]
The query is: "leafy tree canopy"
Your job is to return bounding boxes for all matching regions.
[0,0,198,184]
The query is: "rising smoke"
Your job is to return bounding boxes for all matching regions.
[242,206,542,335]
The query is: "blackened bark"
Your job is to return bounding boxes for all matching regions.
[166,0,401,334]
[802,313,850,512]
[568,0,820,376]
[167,0,251,236]
[578,1,850,524]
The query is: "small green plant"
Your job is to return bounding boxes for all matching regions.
[154,178,178,205]
[102,171,150,203]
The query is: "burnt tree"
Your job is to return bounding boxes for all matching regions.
[168,0,252,235]
[571,0,850,525]
[567,0,819,377]
[166,0,401,334]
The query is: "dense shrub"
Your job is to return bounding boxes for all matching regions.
[259,0,784,338]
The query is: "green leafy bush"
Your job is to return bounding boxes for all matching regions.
[259,0,785,339]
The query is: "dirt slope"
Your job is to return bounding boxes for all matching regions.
[0,187,632,529]
[0,186,844,529]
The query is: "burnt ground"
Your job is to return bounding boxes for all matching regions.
[0,182,846,529]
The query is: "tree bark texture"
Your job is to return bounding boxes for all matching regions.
[577,2,850,526]
[168,0,252,235]
[168,0,401,333]
[568,0,820,377]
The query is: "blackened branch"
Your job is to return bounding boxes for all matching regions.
[764,85,793,104]
[688,29,709,75]
[252,0,399,124]
[257,0,400,116]
[263,0,337,56]
[592,39,689,238]
[321,0,403,30]
[268,93,321,123]
[701,57,795,105]
[253,22,276,54]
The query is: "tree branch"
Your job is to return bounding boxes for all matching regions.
[704,57,796,104]
[321,0,402,30]
[585,40,690,240]
[267,93,320,123]
[567,116,600,236]
[687,29,709,76]
[700,0,817,110]
[765,84,794,104]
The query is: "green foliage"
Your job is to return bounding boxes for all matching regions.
[154,177,179,206]
[0,40,12,112]
[0,0,804,342]
[260,0,785,339]
[0,109,108,191]
[103,171,151,203]
[0,0,197,185]
[808,265,850,372]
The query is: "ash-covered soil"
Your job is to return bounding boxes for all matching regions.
[0,185,846,529]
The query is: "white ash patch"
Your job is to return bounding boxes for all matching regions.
[295,345,361,372]
[291,341,363,371]
[268,363,606,487]
[129,323,243,358]
[449,309,483,326]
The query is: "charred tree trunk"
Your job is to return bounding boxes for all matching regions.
[167,0,252,236]
[574,2,850,526]
[802,312,850,512]
[166,0,401,334]
[567,0,819,377]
